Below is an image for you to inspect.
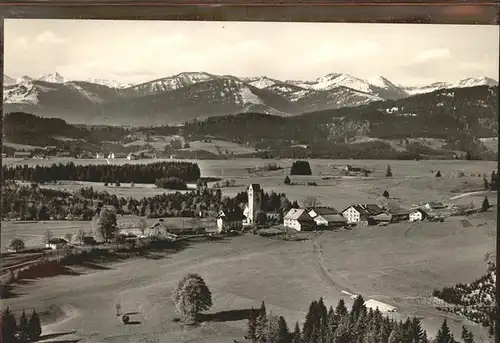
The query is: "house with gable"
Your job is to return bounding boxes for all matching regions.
[216,209,245,233]
[284,208,315,231]
[341,204,385,223]
[307,207,346,228]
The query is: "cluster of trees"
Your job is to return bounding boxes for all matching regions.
[1,307,42,342]
[433,264,496,335]
[2,161,201,183]
[290,161,312,176]
[247,296,475,343]
[155,177,188,190]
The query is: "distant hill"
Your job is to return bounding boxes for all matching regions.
[4,71,497,126]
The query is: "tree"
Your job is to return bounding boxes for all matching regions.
[410,317,426,343]
[115,180,121,187]
[483,175,490,190]
[255,210,267,226]
[302,196,320,209]
[490,170,498,190]
[97,208,118,242]
[436,170,442,177]
[76,229,86,244]
[383,190,390,198]
[9,238,25,252]
[335,298,348,318]
[172,273,212,323]
[291,321,302,343]
[350,295,365,319]
[277,316,291,343]
[43,230,54,244]
[461,326,474,343]
[18,310,30,342]
[386,165,393,177]
[255,301,268,342]
[481,196,490,212]
[138,218,148,235]
[28,309,42,341]
[248,307,258,342]
[2,307,18,343]
[435,319,454,343]
[284,176,291,185]
[64,233,73,244]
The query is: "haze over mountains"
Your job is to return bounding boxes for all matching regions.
[3,71,498,126]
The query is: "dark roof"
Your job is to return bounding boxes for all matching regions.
[309,207,339,216]
[217,209,245,221]
[48,238,68,244]
[388,207,410,215]
[427,202,446,208]
[342,204,384,216]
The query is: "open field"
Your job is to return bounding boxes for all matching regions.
[3,208,495,343]
[180,140,258,156]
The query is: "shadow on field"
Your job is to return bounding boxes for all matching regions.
[125,320,141,325]
[18,263,82,281]
[39,331,77,340]
[0,284,25,299]
[198,309,253,323]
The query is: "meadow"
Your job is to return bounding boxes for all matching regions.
[1,157,497,342]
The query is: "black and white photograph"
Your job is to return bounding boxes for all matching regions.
[1,18,499,343]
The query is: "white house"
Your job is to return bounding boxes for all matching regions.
[341,204,384,223]
[46,238,69,250]
[216,210,245,233]
[307,207,346,228]
[96,153,105,159]
[284,208,315,231]
[409,208,428,222]
[107,152,115,159]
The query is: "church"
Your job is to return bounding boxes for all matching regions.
[242,184,281,226]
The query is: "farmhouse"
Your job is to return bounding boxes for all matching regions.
[409,209,429,222]
[147,222,179,240]
[341,204,384,223]
[46,238,69,250]
[368,212,392,225]
[216,209,245,233]
[13,151,32,158]
[96,152,105,159]
[284,208,315,231]
[108,152,128,159]
[388,207,410,222]
[307,207,346,228]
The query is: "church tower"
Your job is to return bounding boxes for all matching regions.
[247,184,262,224]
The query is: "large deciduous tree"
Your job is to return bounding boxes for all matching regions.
[172,273,212,323]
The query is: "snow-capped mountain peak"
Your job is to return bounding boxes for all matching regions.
[38,72,65,84]
[84,78,133,89]
[313,73,373,93]
[454,76,498,88]
[368,76,395,88]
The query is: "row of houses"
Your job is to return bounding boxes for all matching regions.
[95,152,158,160]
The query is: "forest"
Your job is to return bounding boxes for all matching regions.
[247,295,478,343]
[1,181,292,221]
[2,161,201,183]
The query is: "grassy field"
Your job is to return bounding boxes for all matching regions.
[180,140,257,156]
[3,209,495,343]
[1,158,497,342]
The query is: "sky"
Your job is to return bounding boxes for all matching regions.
[4,19,499,86]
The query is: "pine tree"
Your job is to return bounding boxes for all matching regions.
[461,326,474,343]
[388,323,404,343]
[334,316,352,343]
[383,190,390,198]
[435,319,454,343]
[350,295,365,319]
[18,309,30,341]
[28,309,43,341]
[2,307,18,343]
[277,316,291,343]
[436,170,442,177]
[255,302,268,343]
[483,175,490,190]
[291,321,302,343]
[335,298,348,318]
[410,317,425,343]
[490,170,498,190]
[317,297,328,326]
[248,307,258,342]
[481,196,490,212]
[302,301,318,343]
[386,165,393,177]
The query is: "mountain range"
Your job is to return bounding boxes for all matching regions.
[3,71,498,126]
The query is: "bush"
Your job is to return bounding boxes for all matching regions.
[284,176,291,185]
[290,160,312,175]
[9,238,25,252]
